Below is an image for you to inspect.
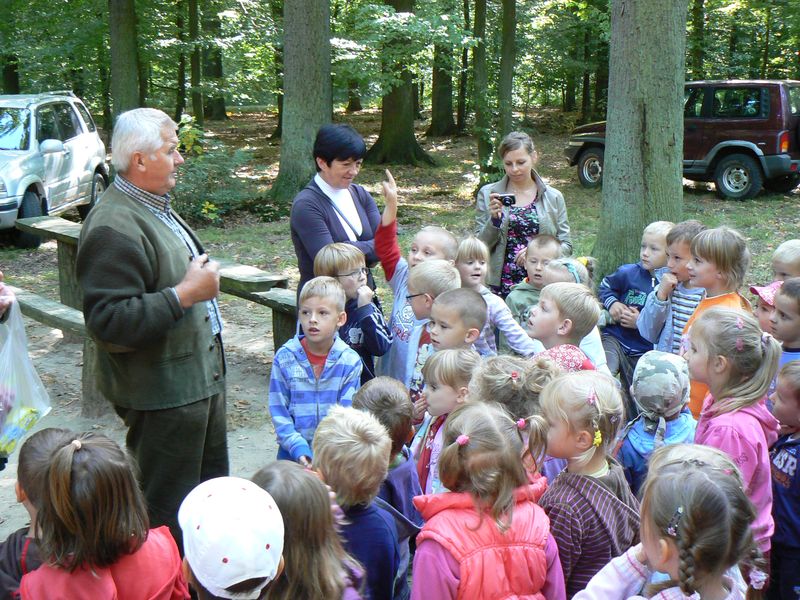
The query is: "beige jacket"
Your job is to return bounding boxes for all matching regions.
[475,170,572,287]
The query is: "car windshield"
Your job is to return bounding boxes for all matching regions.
[0,108,30,151]
[788,85,800,116]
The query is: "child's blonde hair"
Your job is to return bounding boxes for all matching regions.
[408,259,461,298]
[691,308,781,416]
[38,433,149,570]
[540,282,601,341]
[690,227,751,290]
[643,220,674,239]
[438,402,528,531]
[312,406,391,507]
[252,461,358,600]
[417,225,458,261]
[469,354,560,421]
[544,257,597,289]
[456,236,489,264]
[640,444,762,597]
[527,234,561,255]
[313,243,365,278]
[353,376,412,458]
[422,348,481,390]
[778,360,800,403]
[773,239,800,269]
[666,220,706,247]
[528,371,624,469]
[299,276,346,312]
[431,288,488,331]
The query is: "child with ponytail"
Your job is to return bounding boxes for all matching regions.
[528,371,640,597]
[574,443,763,599]
[411,401,566,600]
[19,432,189,599]
[686,308,781,557]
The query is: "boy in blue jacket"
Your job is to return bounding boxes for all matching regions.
[268,276,362,466]
[598,220,671,415]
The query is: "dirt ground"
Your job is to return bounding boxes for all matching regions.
[0,279,280,538]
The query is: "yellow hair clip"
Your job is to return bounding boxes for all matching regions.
[593,430,602,447]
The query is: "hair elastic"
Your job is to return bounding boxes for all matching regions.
[577,256,590,267]
[592,430,602,447]
[749,569,768,590]
[762,331,772,348]
[735,316,745,330]
[735,337,744,352]
[564,262,581,283]
[71,439,82,450]
[516,418,526,430]
[586,389,598,405]
[456,434,470,446]
[510,370,520,383]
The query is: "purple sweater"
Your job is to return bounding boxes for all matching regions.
[290,179,382,292]
[539,460,641,598]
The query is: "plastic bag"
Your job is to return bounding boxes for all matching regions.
[0,302,51,457]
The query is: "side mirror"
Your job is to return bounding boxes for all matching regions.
[39,139,65,154]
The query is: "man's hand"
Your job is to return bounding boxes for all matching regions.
[0,271,15,318]
[356,285,374,308]
[174,254,220,309]
[380,169,398,226]
[657,272,678,301]
[619,306,640,329]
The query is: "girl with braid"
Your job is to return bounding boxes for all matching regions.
[574,443,764,599]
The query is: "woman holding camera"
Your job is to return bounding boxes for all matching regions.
[475,131,572,297]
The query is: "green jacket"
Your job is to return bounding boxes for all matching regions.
[76,185,225,410]
[498,280,541,355]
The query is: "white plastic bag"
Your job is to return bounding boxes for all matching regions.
[0,302,51,457]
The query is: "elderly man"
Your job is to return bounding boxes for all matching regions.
[76,108,228,545]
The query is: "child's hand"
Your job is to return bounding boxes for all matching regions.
[609,301,628,322]
[412,394,428,421]
[657,272,678,301]
[298,455,312,468]
[356,285,374,308]
[380,169,398,226]
[619,306,640,328]
[514,247,528,267]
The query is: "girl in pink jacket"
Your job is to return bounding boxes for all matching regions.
[685,308,781,555]
[410,401,565,600]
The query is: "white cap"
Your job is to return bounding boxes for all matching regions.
[178,477,285,600]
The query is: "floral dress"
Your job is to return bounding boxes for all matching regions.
[495,203,539,298]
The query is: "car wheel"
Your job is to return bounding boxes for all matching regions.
[77,172,107,220]
[13,190,43,249]
[577,148,604,188]
[713,154,763,200]
[764,174,800,194]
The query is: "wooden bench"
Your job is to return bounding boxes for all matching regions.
[9,285,85,336]
[14,215,297,417]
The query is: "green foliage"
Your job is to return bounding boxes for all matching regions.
[178,114,204,155]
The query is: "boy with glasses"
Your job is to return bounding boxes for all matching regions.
[315,243,392,383]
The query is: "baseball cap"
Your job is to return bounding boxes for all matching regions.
[749,280,783,308]
[179,477,285,600]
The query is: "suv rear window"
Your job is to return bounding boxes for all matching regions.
[74,102,97,133]
[788,85,800,115]
[712,87,768,118]
[0,108,30,151]
[53,103,82,140]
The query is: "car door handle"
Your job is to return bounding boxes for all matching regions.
[63,149,71,156]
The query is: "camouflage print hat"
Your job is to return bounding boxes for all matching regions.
[631,351,690,447]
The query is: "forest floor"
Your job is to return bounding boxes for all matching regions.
[0,108,797,535]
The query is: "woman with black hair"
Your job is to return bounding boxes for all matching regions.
[290,124,382,294]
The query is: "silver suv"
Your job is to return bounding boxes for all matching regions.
[0,91,108,248]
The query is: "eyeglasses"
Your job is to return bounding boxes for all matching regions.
[405,293,425,301]
[336,267,368,279]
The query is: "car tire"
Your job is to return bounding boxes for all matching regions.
[77,172,107,220]
[13,190,43,249]
[577,147,604,188]
[764,174,800,194]
[713,153,763,200]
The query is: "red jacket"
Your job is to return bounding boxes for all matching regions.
[414,483,550,600]
[20,526,189,600]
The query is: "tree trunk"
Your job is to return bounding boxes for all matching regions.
[688,0,705,79]
[270,0,331,203]
[189,0,203,128]
[202,1,227,120]
[269,0,283,139]
[175,0,187,122]
[108,0,141,119]
[498,0,515,136]
[98,42,113,133]
[593,0,688,276]
[761,8,771,79]
[413,81,422,119]
[456,0,470,132]
[427,43,457,136]
[593,42,608,117]
[2,55,20,94]
[346,80,363,112]
[472,0,491,175]
[366,0,434,166]
[564,58,577,111]
[580,31,591,121]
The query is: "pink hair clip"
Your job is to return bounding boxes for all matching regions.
[735,337,744,352]
[510,370,520,382]
[456,434,470,446]
[587,389,597,405]
[749,568,767,590]
[517,418,526,430]
[735,316,745,330]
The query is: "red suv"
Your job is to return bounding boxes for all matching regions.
[564,80,800,199]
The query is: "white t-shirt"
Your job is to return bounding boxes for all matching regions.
[314,173,362,241]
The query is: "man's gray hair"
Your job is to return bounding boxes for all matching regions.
[111,108,178,173]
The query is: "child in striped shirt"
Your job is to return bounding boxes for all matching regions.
[638,220,706,355]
